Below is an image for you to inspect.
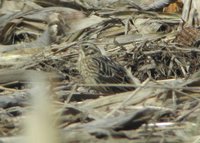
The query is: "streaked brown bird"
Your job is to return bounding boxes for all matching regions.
[77,43,134,93]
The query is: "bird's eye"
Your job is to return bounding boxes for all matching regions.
[83,46,93,53]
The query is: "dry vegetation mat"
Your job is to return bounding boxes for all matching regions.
[0,0,200,143]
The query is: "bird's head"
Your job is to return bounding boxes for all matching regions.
[79,43,102,58]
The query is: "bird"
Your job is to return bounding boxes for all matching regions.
[77,43,134,93]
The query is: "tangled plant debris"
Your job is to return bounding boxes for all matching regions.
[0,0,200,143]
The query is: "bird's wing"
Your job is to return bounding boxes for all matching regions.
[92,56,131,84]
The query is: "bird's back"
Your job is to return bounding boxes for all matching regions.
[78,53,134,93]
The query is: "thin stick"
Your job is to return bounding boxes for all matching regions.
[105,78,150,118]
